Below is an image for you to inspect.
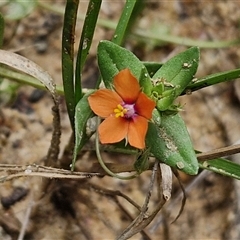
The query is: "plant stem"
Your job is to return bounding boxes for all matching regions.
[95,117,138,180]
[197,144,240,161]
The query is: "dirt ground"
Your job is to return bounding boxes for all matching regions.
[1,1,240,239]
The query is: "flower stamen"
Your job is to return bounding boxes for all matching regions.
[114,104,128,118]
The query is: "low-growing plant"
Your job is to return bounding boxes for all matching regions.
[1,1,240,239]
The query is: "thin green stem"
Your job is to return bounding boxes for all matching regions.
[134,29,240,49]
[95,117,138,180]
[2,61,240,100]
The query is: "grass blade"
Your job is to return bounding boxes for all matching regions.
[75,0,102,103]
[62,0,79,128]
[95,0,142,88]
[111,0,140,45]
[184,68,240,94]
[199,158,240,180]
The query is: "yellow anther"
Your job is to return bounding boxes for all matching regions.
[114,104,127,118]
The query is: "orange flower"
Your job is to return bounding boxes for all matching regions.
[88,69,156,149]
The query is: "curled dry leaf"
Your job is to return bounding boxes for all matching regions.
[160,163,172,201]
[0,50,57,101]
[0,50,61,165]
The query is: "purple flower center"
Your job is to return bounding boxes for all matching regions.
[122,103,136,118]
[114,103,136,119]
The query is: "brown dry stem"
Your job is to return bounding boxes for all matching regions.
[1,142,240,183]
[117,161,166,240]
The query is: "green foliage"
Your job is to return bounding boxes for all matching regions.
[62,0,79,128]
[146,112,198,175]
[72,91,94,170]
[98,42,199,175]
[152,47,199,111]
[185,68,240,93]
[75,0,102,103]
[98,40,152,92]
[111,0,140,45]
[199,158,240,180]
[0,0,240,180]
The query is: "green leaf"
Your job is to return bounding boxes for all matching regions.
[143,62,162,77]
[111,0,140,45]
[97,40,152,94]
[199,158,240,180]
[153,47,200,110]
[146,112,198,175]
[62,0,79,128]
[183,68,240,94]
[94,1,141,89]
[75,0,102,102]
[152,108,161,126]
[72,91,94,170]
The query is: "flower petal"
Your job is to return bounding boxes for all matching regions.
[98,116,128,144]
[128,116,148,149]
[114,69,140,104]
[135,92,156,119]
[88,89,122,118]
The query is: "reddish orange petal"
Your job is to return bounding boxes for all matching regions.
[128,116,148,149]
[88,89,122,118]
[135,92,156,119]
[98,116,128,144]
[114,69,140,104]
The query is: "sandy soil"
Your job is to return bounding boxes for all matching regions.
[1,1,240,239]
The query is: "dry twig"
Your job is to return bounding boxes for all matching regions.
[117,161,166,240]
